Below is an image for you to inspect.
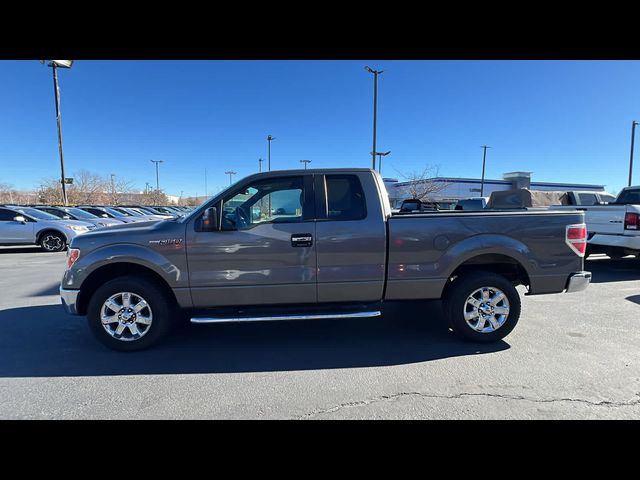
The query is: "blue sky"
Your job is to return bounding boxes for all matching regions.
[1,60,639,197]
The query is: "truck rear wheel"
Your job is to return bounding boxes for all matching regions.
[86,276,173,351]
[444,271,521,343]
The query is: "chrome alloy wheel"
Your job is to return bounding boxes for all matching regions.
[463,286,510,333]
[42,234,63,251]
[100,292,153,342]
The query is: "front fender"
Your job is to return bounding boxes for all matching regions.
[61,243,187,290]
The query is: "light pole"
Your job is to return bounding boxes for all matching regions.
[371,151,390,174]
[629,121,639,187]
[225,170,237,185]
[480,145,491,197]
[258,158,264,172]
[110,174,116,205]
[43,60,74,206]
[267,135,275,171]
[365,66,384,170]
[150,160,163,192]
[300,159,312,169]
[205,168,208,197]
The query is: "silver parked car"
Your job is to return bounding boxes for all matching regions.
[76,206,148,224]
[32,205,125,228]
[0,206,95,252]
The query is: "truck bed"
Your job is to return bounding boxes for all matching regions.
[385,209,585,300]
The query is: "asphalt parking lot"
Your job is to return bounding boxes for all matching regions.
[0,245,639,419]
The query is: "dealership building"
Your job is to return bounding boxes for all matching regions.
[383,171,607,208]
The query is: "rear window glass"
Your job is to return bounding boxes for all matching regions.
[578,193,598,205]
[325,175,367,221]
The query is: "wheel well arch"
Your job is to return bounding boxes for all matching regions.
[443,253,530,297]
[76,262,177,315]
[36,228,68,244]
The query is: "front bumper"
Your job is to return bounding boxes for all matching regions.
[60,287,80,315]
[565,271,592,293]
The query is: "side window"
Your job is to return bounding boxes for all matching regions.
[0,208,16,221]
[578,193,597,205]
[325,175,367,221]
[221,176,304,230]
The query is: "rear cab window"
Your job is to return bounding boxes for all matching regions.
[325,175,367,221]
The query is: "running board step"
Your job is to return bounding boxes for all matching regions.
[190,311,381,324]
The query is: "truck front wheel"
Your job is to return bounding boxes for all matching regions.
[86,276,173,351]
[443,271,521,343]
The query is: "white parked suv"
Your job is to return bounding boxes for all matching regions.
[0,206,95,252]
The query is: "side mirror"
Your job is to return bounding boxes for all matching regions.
[201,206,219,232]
[13,215,26,224]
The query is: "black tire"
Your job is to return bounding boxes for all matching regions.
[443,271,521,343]
[87,276,174,351]
[39,231,66,252]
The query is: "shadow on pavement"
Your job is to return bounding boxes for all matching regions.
[586,256,640,283]
[625,295,640,305]
[0,300,509,377]
[0,247,50,254]
[30,284,61,297]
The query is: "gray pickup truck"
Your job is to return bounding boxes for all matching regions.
[60,168,591,351]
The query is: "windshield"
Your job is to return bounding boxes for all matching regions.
[16,207,60,220]
[63,207,99,219]
[104,207,128,217]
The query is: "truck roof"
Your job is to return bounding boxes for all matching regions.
[246,168,374,176]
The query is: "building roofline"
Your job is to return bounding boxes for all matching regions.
[393,177,605,189]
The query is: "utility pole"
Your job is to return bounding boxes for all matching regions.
[300,159,312,170]
[630,121,639,187]
[365,66,384,170]
[480,145,491,197]
[145,182,151,195]
[225,170,237,185]
[267,135,275,171]
[258,158,264,173]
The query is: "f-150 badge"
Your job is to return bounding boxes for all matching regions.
[149,238,183,246]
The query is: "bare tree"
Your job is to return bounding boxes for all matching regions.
[71,170,109,205]
[395,165,449,201]
[0,182,15,204]
[112,177,136,205]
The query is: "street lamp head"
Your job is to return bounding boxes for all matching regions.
[365,66,384,74]
[48,60,74,69]
[267,135,275,141]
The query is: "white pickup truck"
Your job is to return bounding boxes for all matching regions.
[486,187,640,258]
[581,186,640,258]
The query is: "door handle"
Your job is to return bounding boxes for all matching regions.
[291,234,313,247]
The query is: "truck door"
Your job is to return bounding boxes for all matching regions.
[186,174,317,308]
[0,208,35,244]
[315,173,387,302]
